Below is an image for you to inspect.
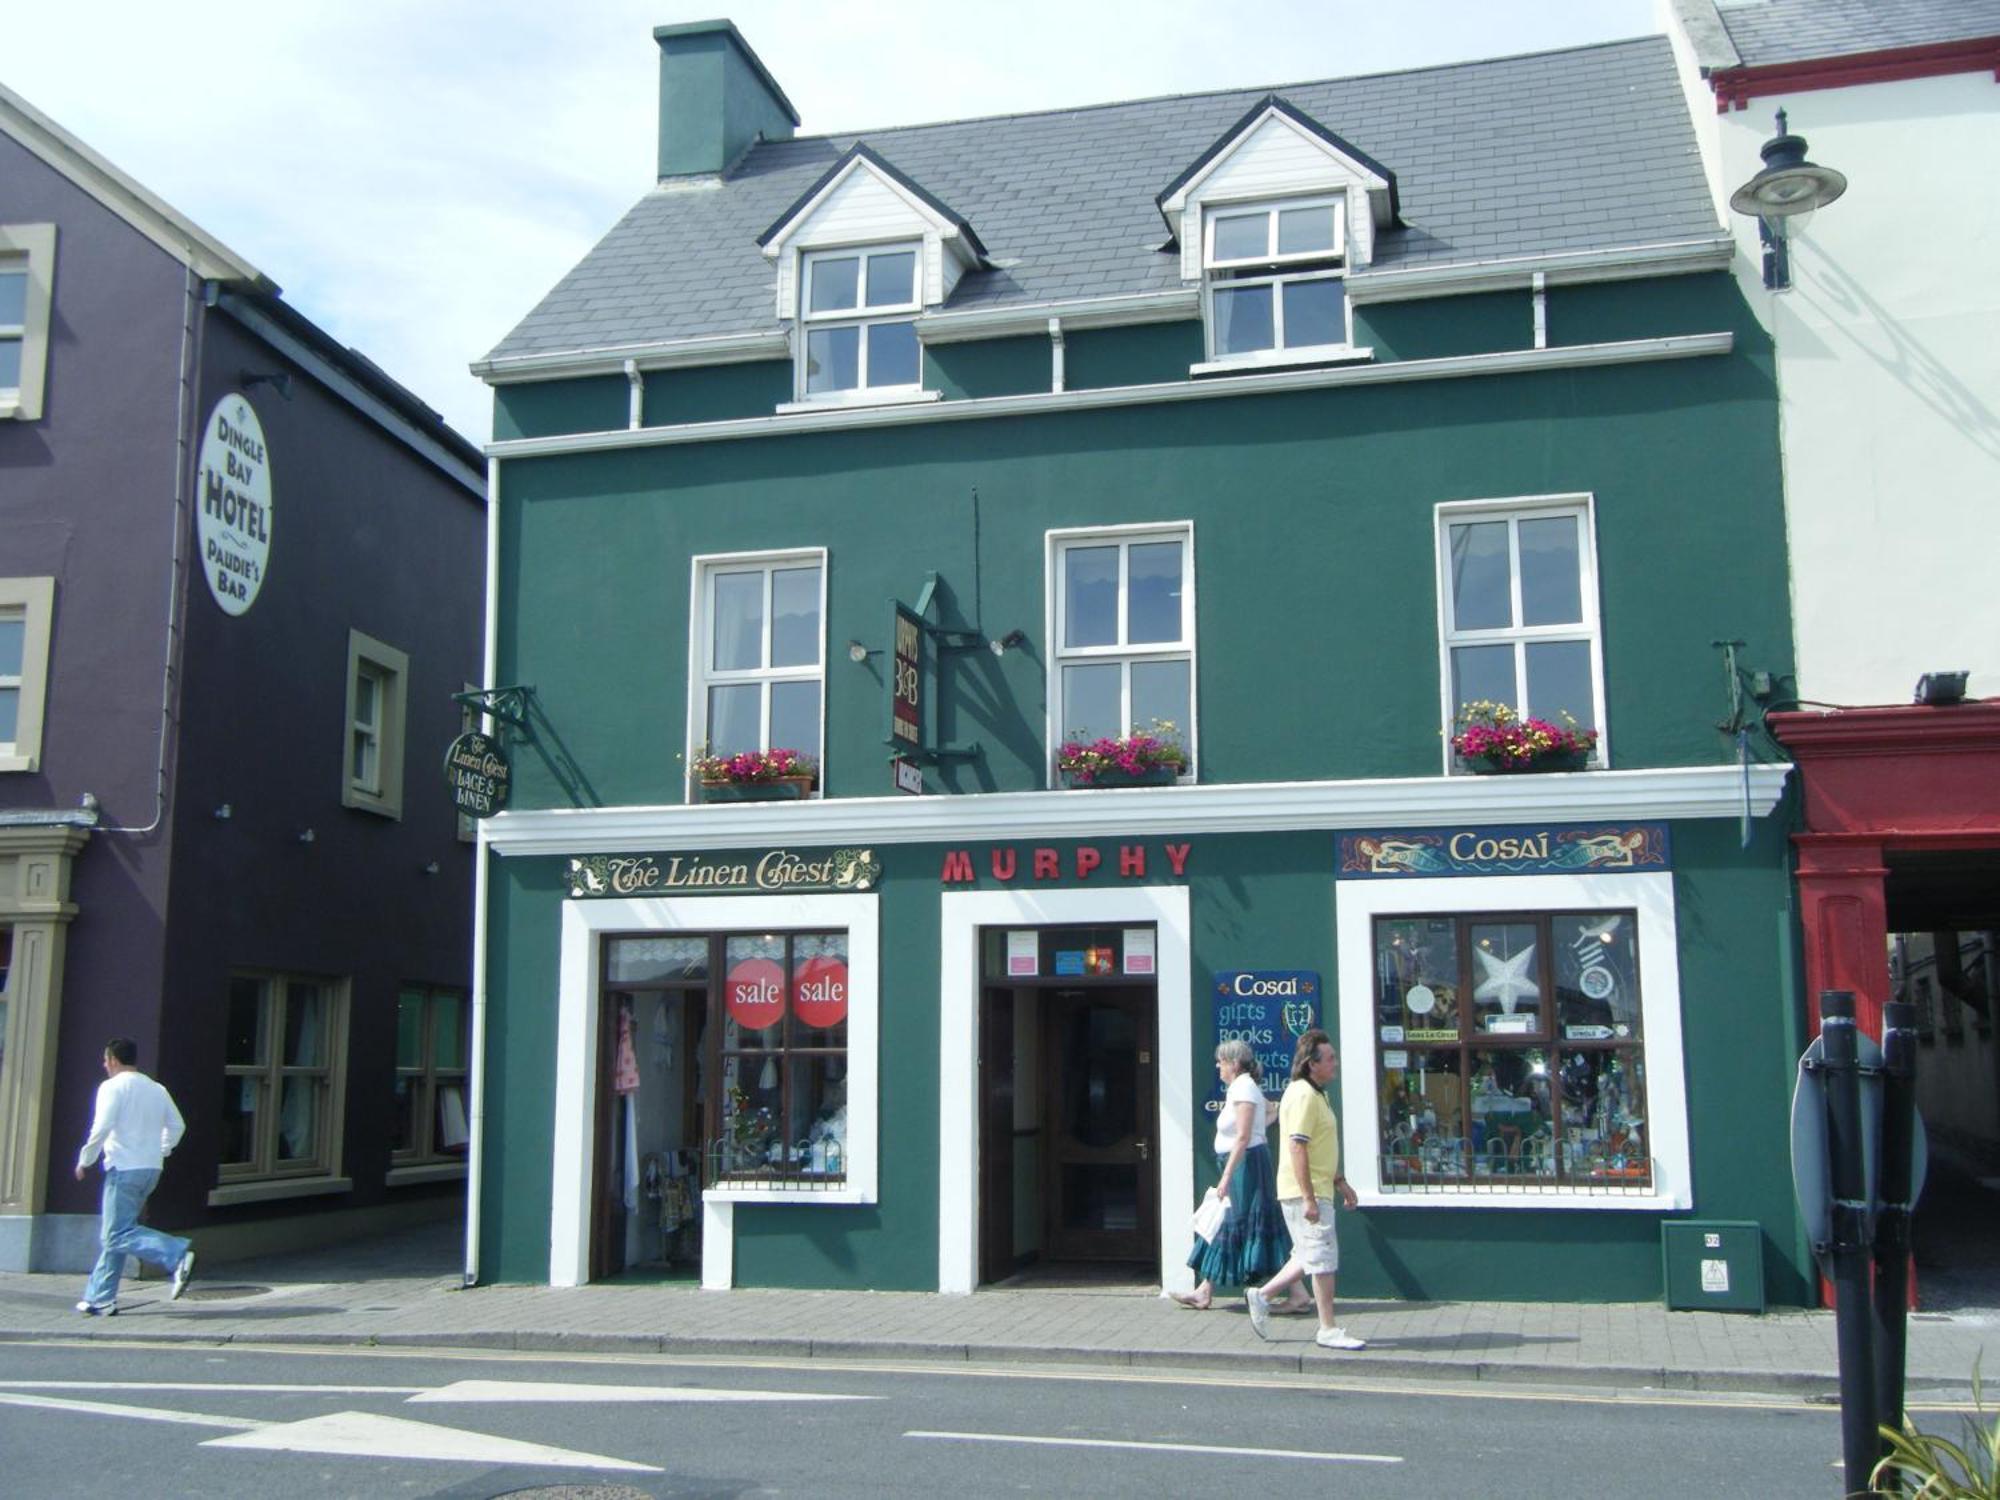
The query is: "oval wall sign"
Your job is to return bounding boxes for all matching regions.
[443,731,511,817]
[195,393,274,615]
[792,954,848,1029]
[725,956,786,1030]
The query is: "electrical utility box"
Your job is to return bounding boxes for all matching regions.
[1661,1220,1766,1313]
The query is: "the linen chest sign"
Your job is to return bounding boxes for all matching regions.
[567,847,881,899]
[1337,823,1670,879]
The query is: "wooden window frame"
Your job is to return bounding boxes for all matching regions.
[217,972,350,1185]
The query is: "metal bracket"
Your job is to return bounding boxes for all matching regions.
[452,684,535,730]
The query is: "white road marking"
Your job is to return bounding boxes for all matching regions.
[0,1381,424,1395]
[0,1390,258,1430]
[905,1430,1402,1464]
[410,1379,874,1404]
[204,1411,660,1470]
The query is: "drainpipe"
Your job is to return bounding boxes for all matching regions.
[463,451,501,1288]
[1532,272,1548,351]
[624,358,644,430]
[1048,317,1065,393]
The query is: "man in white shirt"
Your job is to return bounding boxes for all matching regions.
[74,1037,195,1315]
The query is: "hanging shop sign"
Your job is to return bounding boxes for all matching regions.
[1209,971,1322,1110]
[1336,823,1670,880]
[565,847,881,899]
[891,602,924,755]
[195,393,274,615]
[725,955,787,1029]
[793,952,849,1028]
[939,842,1191,885]
[442,731,511,817]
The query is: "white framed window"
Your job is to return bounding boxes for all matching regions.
[0,224,55,422]
[1336,871,1691,1211]
[690,550,825,791]
[391,984,469,1173]
[1049,525,1195,776]
[1201,197,1349,365]
[0,577,55,773]
[342,630,408,817]
[798,243,922,401]
[1436,496,1605,772]
[217,971,350,1185]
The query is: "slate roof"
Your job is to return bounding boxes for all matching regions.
[486,36,1719,364]
[1715,0,2000,68]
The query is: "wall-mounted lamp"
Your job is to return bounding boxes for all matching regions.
[846,640,879,663]
[79,791,99,812]
[212,803,233,820]
[421,860,441,875]
[296,827,316,844]
[988,629,1028,657]
[1914,671,1969,707]
[240,370,294,400]
[1727,110,1847,291]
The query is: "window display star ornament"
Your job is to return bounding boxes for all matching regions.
[1473,942,1538,1014]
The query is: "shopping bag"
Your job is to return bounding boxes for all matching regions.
[1190,1190,1229,1242]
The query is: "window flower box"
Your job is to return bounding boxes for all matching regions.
[690,748,817,802]
[1057,722,1188,789]
[1451,702,1596,775]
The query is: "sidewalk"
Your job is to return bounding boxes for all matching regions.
[1,1222,1992,1400]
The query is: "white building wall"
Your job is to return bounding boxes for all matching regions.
[1664,10,2000,706]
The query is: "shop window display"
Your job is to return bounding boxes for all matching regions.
[713,932,849,1182]
[1373,912,1648,1189]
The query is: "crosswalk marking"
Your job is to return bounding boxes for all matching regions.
[905,1430,1403,1464]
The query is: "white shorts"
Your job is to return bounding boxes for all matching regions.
[1281,1196,1339,1276]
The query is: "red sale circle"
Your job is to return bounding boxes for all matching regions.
[725,957,787,1030]
[793,955,848,1029]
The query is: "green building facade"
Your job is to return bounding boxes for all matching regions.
[469,23,1809,1306]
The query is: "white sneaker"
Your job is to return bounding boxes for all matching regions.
[1315,1325,1366,1351]
[169,1249,196,1301]
[1245,1286,1271,1340]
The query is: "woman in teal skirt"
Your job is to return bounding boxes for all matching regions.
[1173,1039,1294,1308]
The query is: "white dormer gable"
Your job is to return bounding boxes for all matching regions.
[1159,100,1396,280]
[760,146,986,320]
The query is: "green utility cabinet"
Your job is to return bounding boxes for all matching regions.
[1661,1220,1766,1313]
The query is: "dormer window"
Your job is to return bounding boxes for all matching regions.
[1203,196,1349,363]
[801,244,921,399]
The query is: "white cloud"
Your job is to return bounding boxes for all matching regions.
[7,0,1656,442]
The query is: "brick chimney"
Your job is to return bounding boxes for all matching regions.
[653,20,800,179]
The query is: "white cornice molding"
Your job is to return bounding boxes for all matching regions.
[1348,237,1736,304]
[483,332,1733,459]
[482,763,1793,857]
[916,289,1200,344]
[473,329,791,383]
[0,82,267,290]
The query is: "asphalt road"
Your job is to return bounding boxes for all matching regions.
[0,1339,1874,1498]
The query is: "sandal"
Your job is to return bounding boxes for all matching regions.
[1170,1290,1213,1310]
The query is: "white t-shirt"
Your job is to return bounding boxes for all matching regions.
[1213,1071,1270,1154]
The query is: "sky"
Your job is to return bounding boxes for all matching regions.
[9,1,1664,444]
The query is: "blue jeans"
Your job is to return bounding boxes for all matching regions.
[82,1167,190,1307]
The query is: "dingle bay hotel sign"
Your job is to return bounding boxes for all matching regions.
[567,847,882,899]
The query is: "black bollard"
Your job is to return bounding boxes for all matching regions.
[1872,999,1918,1462]
[1821,991,1880,1498]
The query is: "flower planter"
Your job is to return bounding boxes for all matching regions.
[698,774,816,802]
[1062,765,1180,789]
[1462,750,1592,775]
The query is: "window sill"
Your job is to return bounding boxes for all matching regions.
[1190,346,1373,378]
[341,790,403,819]
[0,397,19,420]
[0,752,37,773]
[386,1161,468,1188]
[777,388,940,415]
[207,1174,353,1208]
[703,1181,875,1206]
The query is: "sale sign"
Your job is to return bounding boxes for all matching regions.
[793,954,849,1029]
[726,957,787,1030]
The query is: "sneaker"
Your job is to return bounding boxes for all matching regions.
[169,1249,196,1302]
[1315,1325,1366,1351]
[75,1300,116,1317]
[1245,1286,1272,1340]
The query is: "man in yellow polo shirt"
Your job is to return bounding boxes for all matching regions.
[1246,1029,1364,1350]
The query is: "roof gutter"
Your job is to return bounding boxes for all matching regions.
[484,331,1733,461]
[473,329,791,384]
[1347,237,1736,304]
[915,289,1199,345]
